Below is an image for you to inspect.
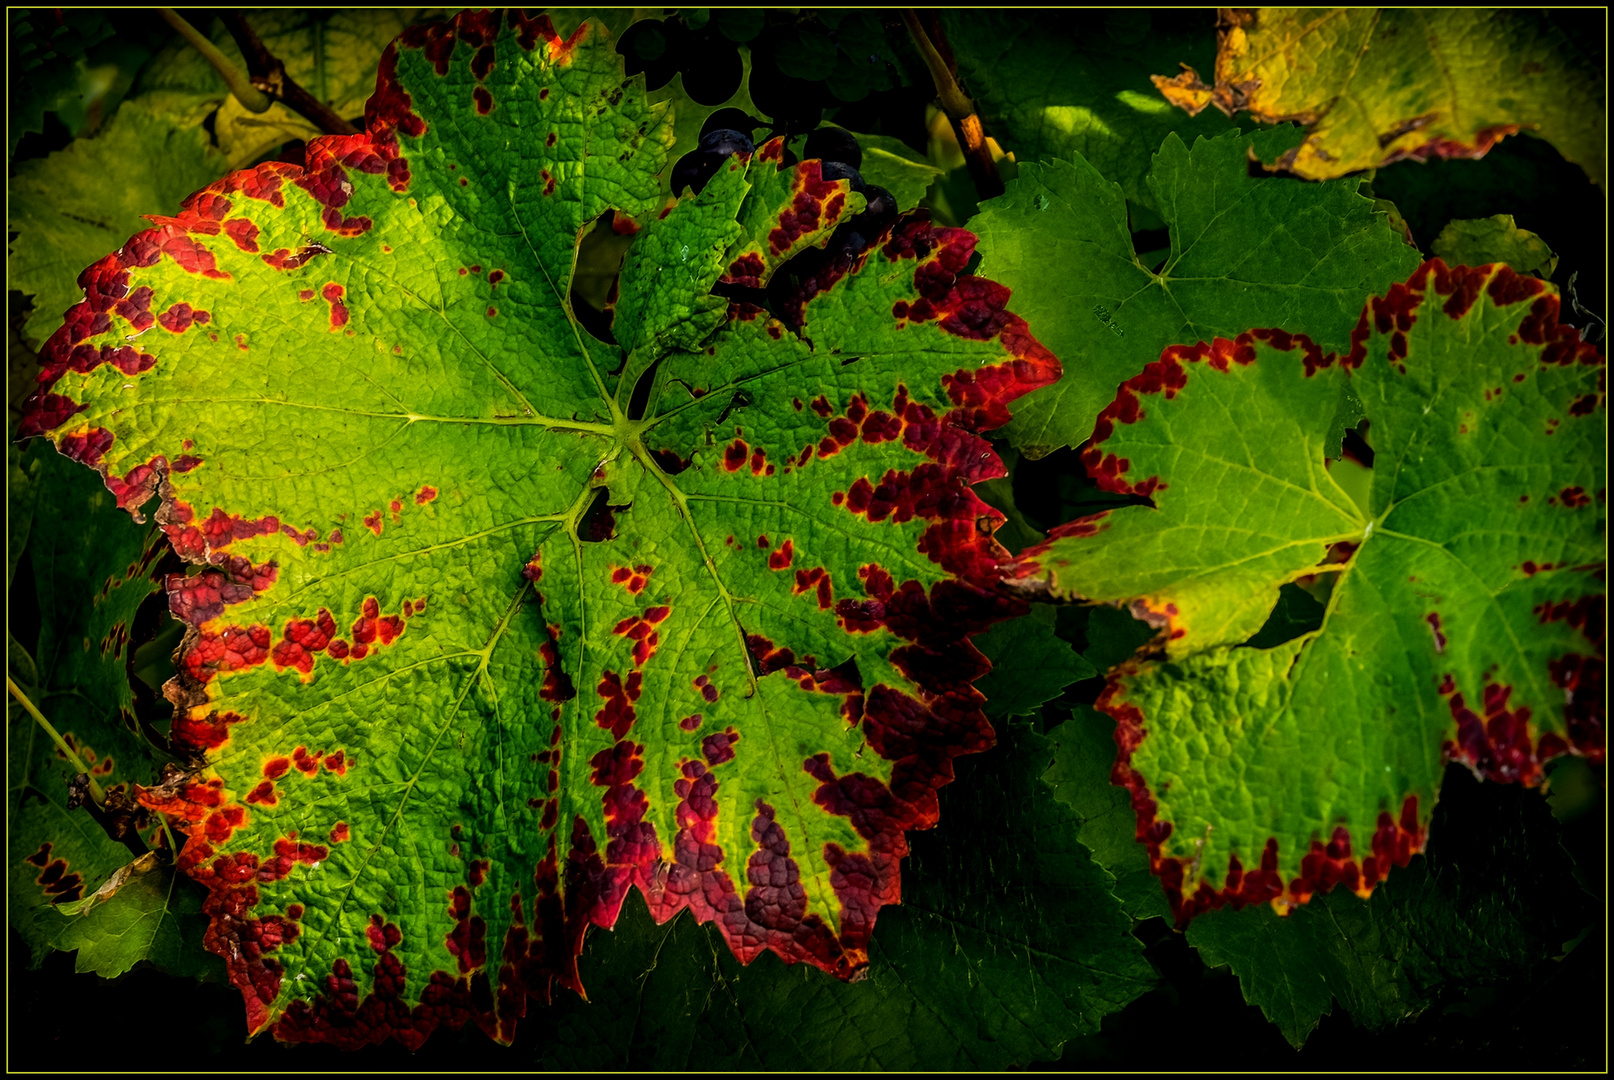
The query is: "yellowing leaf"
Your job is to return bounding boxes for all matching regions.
[1155,9,1606,187]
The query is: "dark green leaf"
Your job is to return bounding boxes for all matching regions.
[1187,769,1597,1047]
[974,605,1096,720]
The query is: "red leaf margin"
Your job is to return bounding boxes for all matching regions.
[1017,259,1605,927]
[22,10,1064,1048]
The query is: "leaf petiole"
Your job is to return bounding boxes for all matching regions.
[7,676,105,806]
[157,9,273,114]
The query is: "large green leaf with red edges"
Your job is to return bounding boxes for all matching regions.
[1049,706,1595,1049]
[19,10,1057,1048]
[1185,766,1596,1049]
[1013,260,1604,924]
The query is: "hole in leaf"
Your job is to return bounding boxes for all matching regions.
[1131,227,1170,272]
[626,357,662,421]
[1341,422,1375,469]
[1012,443,1154,534]
[647,446,691,475]
[1242,581,1330,651]
[572,212,632,346]
[578,490,625,543]
[713,389,753,426]
[826,654,862,690]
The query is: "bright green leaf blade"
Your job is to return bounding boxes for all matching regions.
[1157,9,1606,188]
[974,605,1095,720]
[530,722,1155,1070]
[1431,215,1558,279]
[972,130,1421,457]
[1187,770,1596,1048]
[1017,260,1604,922]
[7,97,226,351]
[611,154,748,366]
[53,852,222,980]
[946,10,1235,216]
[20,11,1060,1047]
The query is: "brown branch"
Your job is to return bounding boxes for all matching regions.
[222,11,359,136]
[901,9,1002,200]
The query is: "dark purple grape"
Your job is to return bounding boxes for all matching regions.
[804,126,862,171]
[818,160,866,193]
[672,151,720,196]
[698,128,755,158]
[617,20,679,90]
[702,108,763,139]
[747,51,824,136]
[681,43,744,106]
[856,185,897,231]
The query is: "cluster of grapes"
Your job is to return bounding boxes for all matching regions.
[670,119,758,198]
[678,124,898,326]
[619,11,922,144]
[617,14,747,106]
[768,128,899,323]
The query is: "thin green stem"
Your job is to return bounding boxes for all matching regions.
[8,677,105,805]
[158,8,272,114]
[899,10,1003,200]
[900,10,973,119]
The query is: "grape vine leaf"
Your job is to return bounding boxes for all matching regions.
[1432,216,1558,280]
[7,9,116,160]
[25,443,171,732]
[1043,706,1171,922]
[944,10,1237,221]
[19,11,1057,1047]
[845,131,944,213]
[973,605,1095,721]
[969,128,1421,458]
[1187,767,1596,1048]
[51,851,220,980]
[1013,260,1604,922]
[8,97,226,351]
[8,442,206,976]
[1153,9,1607,188]
[527,721,1154,1070]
